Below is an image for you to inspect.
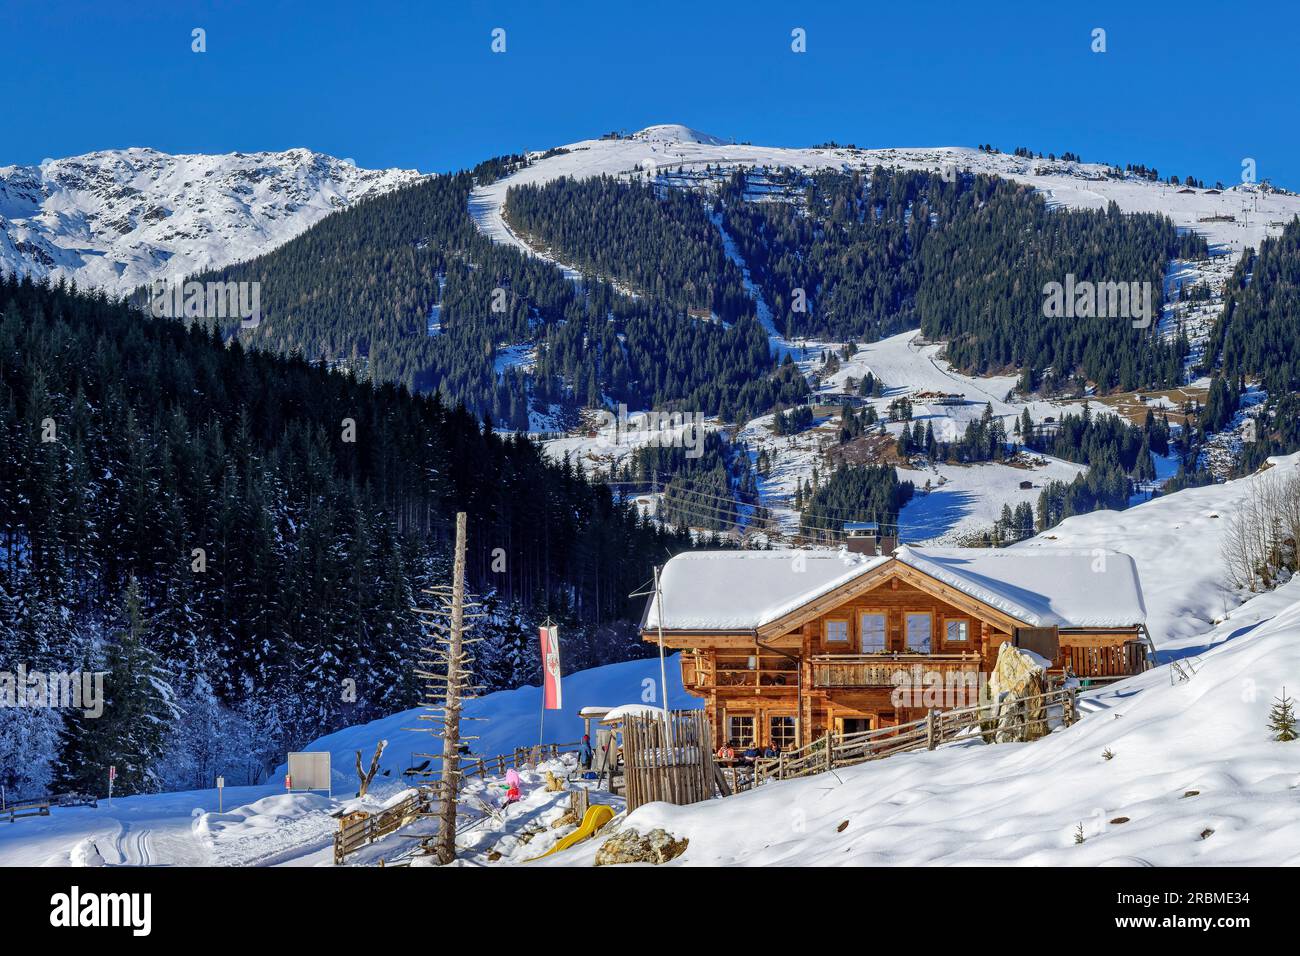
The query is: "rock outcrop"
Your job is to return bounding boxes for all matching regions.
[986,643,1052,742]
[594,828,689,866]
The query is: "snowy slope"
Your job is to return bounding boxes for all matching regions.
[545,581,1300,866]
[472,124,1300,269]
[0,147,423,294]
[1014,453,1300,654]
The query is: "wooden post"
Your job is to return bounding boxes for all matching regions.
[824,732,833,772]
[925,709,937,750]
[432,511,469,865]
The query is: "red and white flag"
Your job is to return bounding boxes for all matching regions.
[108,766,116,782]
[539,624,562,710]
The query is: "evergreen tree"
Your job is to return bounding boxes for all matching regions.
[1269,687,1298,742]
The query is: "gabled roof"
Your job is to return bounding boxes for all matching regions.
[642,550,889,632]
[642,545,1146,633]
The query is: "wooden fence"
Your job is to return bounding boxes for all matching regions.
[3,798,51,823]
[747,686,1078,787]
[334,788,434,864]
[403,741,581,783]
[622,710,718,813]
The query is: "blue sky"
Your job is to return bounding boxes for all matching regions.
[4,0,1297,187]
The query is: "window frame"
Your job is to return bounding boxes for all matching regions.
[823,617,851,647]
[726,714,755,747]
[767,715,797,750]
[858,609,889,654]
[904,611,933,653]
[944,617,971,646]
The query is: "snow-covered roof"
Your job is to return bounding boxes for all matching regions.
[600,703,666,723]
[896,546,1147,629]
[643,550,889,631]
[642,546,1145,632]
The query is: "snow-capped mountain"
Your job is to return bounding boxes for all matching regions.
[0,147,424,294]
[473,122,1300,264]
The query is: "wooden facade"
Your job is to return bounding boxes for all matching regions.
[645,559,1147,750]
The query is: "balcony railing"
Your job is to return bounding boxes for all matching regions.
[810,653,982,689]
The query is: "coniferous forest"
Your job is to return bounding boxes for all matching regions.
[0,274,691,797]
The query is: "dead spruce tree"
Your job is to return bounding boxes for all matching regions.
[413,512,485,864]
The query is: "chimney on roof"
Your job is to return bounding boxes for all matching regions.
[844,521,881,555]
[879,534,897,555]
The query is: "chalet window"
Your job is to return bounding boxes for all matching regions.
[905,613,932,652]
[727,715,755,747]
[946,620,970,643]
[824,618,850,643]
[859,612,887,653]
[768,716,797,749]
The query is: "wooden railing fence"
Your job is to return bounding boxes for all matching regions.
[740,686,1078,789]
[334,788,434,864]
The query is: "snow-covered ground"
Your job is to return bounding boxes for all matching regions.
[534,457,1300,867]
[0,655,694,867]
[0,147,423,294]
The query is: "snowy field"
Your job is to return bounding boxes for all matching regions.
[0,655,696,868]
[5,456,1298,867]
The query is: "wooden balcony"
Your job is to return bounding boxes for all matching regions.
[682,650,798,690]
[1065,641,1148,679]
[811,653,982,689]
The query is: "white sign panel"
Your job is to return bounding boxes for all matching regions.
[287,752,332,794]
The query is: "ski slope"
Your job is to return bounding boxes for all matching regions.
[471,124,1300,267]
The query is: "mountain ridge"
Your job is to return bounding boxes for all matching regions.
[0,146,425,294]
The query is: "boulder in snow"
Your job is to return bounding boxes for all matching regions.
[987,643,1051,743]
[594,828,688,866]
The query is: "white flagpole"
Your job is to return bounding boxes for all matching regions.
[539,619,551,747]
[653,565,673,749]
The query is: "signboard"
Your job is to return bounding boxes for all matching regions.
[286,752,332,796]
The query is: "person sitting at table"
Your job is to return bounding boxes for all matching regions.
[716,741,736,762]
[762,743,780,759]
[741,740,760,764]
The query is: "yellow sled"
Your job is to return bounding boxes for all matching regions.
[525,804,615,862]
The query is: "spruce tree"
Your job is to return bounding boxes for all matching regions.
[1269,688,1298,742]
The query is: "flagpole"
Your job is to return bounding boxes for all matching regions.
[653,565,673,749]
[539,616,552,747]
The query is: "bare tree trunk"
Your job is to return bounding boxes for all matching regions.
[434,512,468,865]
[355,740,387,797]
